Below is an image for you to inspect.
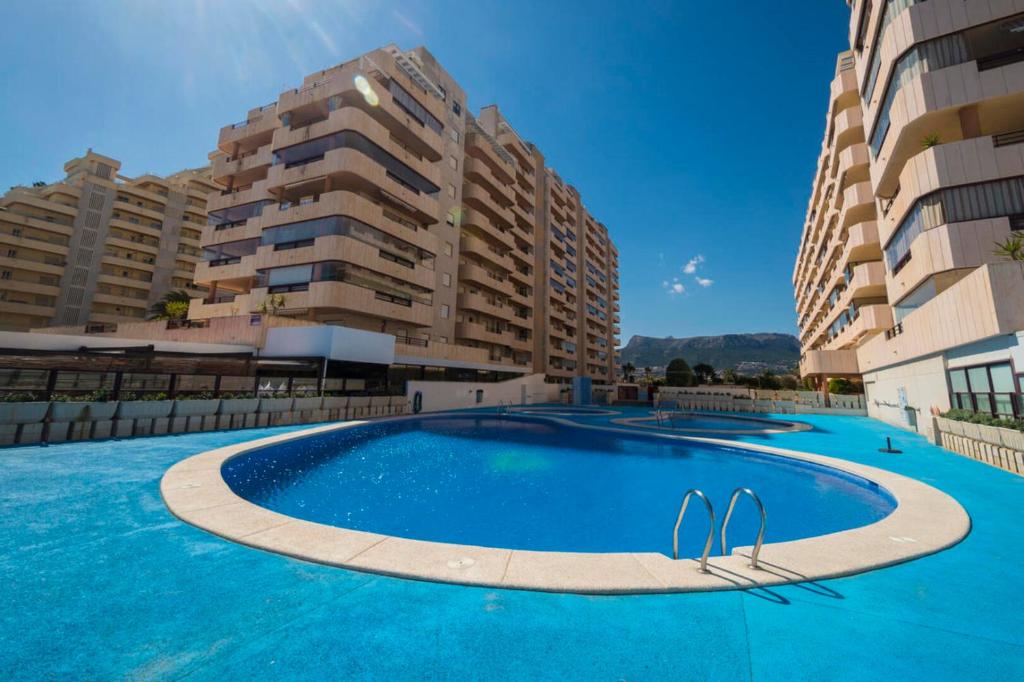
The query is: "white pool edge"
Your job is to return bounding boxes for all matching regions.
[160,413,971,595]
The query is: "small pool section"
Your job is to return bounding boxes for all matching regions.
[509,406,618,416]
[222,415,896,556]
[620,412,810,433]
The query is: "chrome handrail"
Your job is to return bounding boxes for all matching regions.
[720,487,767,569]
[672,489,715,572]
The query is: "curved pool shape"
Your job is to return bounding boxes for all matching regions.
[222,415,893,556]
[615,412,811,434]
[508,406,619,417]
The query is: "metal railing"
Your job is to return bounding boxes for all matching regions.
[720,488,767,570]
[672,489,715,572]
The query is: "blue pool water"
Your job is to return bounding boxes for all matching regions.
[658,413,797,431]
[223,415,895,555]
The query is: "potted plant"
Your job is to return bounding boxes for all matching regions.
[0,393,49,426]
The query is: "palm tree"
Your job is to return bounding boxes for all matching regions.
[643,366,653,384]
[995,235,1024,262]
[621,362,636,383]
[147,290,192,320]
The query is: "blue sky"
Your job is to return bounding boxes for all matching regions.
[0,1,851,344]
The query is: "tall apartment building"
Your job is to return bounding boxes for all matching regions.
[796,2,1024,435]
[0,151,214,331]
[192,45,620,385]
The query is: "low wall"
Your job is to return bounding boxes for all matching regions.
[933,416,1024,476]
[406,374,559,413]
[655,387,866,416]
[0,395,410,447]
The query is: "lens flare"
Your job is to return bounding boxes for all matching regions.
[353,74,379,106]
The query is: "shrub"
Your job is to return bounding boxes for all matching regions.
[828,378,860,395]
[0,392,41,402]
[942,408,1024,432]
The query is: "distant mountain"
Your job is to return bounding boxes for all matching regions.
[619,333,800,375]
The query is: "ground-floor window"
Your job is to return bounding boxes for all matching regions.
[948,362,1022,418]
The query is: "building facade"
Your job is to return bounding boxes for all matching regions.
[0,150,214,331]
[192,45,620,385]
[796,1,1024,435]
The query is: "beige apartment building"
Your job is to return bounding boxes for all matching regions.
[796,1,1024,435]
[0,151,214,331]
[192,44,620,385]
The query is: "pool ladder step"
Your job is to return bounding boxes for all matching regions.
[672,487,767,572]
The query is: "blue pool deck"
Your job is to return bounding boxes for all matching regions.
[2,406,1023,680]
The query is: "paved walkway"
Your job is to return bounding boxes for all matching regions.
[1,408,1022,680]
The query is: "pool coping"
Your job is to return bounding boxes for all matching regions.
[160,413,971,595]
[612,411,813,435]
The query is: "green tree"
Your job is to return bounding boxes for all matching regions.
[994,234,1024,262]
[643,366,653,384]
[147,290,192,320]
[692,363,716,385]
[757,370,781,390]
[828,377,860,395]
[665,358,695,387]
[721,368,738,384]
[257,293,286,316]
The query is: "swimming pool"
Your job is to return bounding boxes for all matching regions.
[165,414,969,593]
[615,411,811,434]
[222,415,892,555]
[507,406,619,416]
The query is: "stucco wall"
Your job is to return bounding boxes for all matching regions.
[406,373,558,413]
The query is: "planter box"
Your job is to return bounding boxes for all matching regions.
[50,402,119,422]
[258,397,294,413]
[292,397,323,412]
[116,400,174,419]
[0,402,50,425]
[219,398,259,415]
[171,399,221,418]
[997,427,1024,451]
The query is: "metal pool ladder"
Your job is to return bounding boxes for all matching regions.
[720,487,767,569]
[672,489,715,572]
[496,401,511,417]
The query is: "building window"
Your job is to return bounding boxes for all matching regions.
[444,242,453,257]
[449,128,460,143]
[449,156,458,170]
[440,304,450,319]
[446,211,455,226]
[442,272,452,287]
[453,101,462,116]
[447,183,456,198]
[949,363,1021,418]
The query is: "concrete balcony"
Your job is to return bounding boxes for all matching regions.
[459,262,515,298]
[394,337,490,365]
[218,112,278,154]
[801,348,861,377]
[206,179,273,214]
[879,135,1024,248]
[466,133,515,185]
[253,190,437,254]
[457,291,509,319]
[830,303,892,350]
[266,148,439,224]
[455,321,514,347]
[870,58,1024,196]
[460,234,513,273]
[837,180,875,231]
[212,145,273,186]
[272,106,441,188]
[464,158,514,206]
[463,184,514,231]
[277,69,444,162]
[859,261,1024,373]
[261,280,432,327]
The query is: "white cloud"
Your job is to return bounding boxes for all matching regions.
[661,280,685,296]
[683,255,705,274]
[695,277,713,287]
